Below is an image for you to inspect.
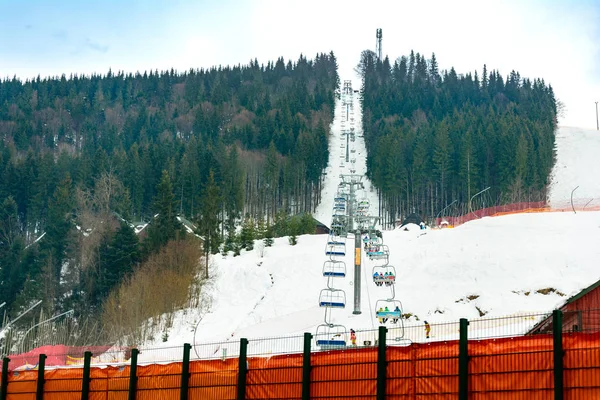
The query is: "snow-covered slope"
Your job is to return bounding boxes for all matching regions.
[143,117,600,358]
[154,210,600,352]
[549,126,600,209]
[313,83,379,227]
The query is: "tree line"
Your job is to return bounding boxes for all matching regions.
[0,52,338,331]
[357,50,557,227]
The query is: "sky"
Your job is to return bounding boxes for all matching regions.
[0,0,599,128]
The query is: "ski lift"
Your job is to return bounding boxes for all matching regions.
[319,288,346,308]
[372,265,396,286]
[325,237,345,257]
[367,244,389,261]
[375,299,403,322]
[357,199,369,209]
[315,324,347,349]
[323,260,346,278]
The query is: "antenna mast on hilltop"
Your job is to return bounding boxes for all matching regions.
[376,28,382,61]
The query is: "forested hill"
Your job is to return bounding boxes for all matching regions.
[0,53,338,319]
[358,50,557,227]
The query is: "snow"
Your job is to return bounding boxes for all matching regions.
[137,100,600,361]
[141,209,600,361]
[548,126,600,209]
[313,87,379,227]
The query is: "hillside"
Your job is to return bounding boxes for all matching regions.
[142,104,600,359]
[548,126,600,209]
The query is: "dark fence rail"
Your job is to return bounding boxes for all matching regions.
[1,310,599,399]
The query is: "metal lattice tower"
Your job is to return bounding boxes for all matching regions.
[376,28,382,61]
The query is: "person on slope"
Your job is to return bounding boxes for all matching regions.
[424,321,431,339]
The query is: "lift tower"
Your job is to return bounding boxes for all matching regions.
[376,28,382,61]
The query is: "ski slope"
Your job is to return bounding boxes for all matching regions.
[141,119,600,359]
[548,126,600,209]
[313,81,379,228]
[150,210,600,357]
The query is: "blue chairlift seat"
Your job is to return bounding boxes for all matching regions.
[316,339,346,349]
[319,289,346,308]
[376,310,401,319]
[319,300,345,308]
[324,260,346,278]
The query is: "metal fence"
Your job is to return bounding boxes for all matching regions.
[1,309,599,399]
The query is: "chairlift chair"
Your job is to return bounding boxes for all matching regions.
[315,324,347,349]
[323,260,346,278]
[372,265,396,286]
[325,236,346,257]
[319,288,346,308]
[367,244,389,261]
[375,299,403,322]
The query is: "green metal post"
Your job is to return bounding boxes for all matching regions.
[1,357,9,400]
[302,333,312,400]
[180,343,191,400]
[377,326,387,400]
[128,348,139,400]
[553,310,564,400]
[36,354,46,400]
[459,319,469,400]
[237,338,248,400]
[81,352,92,400]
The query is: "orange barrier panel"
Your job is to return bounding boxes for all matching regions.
[246,353,303,399]
[43,368,84,400]
[469,336,554,400]
[3,332,600,399]
[6,369,37,400]
[563,333,600,399]
[188,357,237,400]
[311,348,377,399]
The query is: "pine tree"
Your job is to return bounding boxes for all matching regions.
[288,216,299,246]
[145,170,181,253]
[102,223,140,297]
[263,221,274,247]
[198,170,221,277]
[239,214,255,251]
[255,217,266,240]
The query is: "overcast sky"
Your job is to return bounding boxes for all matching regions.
[0,0,599,128]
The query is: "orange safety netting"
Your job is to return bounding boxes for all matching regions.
[1,333,599,399]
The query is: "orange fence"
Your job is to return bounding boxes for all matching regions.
[1,331,599,399]
[435,200,600,228]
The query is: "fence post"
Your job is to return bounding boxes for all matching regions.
[180,343,191,400]
[1,357,9,400]
[128,348,139,400]
[553,310,564,400]
[302,333,312,400]
[81,352,92,400]
[237,338,248,400]
[377,325,387,400]
[36,353,46,400]
[459,318,469,400]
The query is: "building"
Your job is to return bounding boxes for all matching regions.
[528,279,600,334]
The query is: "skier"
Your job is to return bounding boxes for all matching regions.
[392,306,401,324]
[350,329,357,346]
[424,321,431,339]
[378,308,384,324]
[382,307,390,323]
